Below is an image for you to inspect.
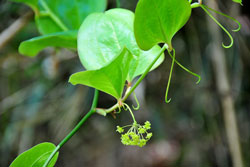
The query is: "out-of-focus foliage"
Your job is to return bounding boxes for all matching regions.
[11,0,107,33]
[0,0,250,167]
[11,0,107,56]
[19,31,77,56]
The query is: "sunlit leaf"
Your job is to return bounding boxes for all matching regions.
[134,0,191,50]
[10,142,58,167]
[19,31,77,57]
[69,48,133,99]
[78,8,164,82]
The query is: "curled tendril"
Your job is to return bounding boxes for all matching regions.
[202,5,241,32]
[165,48,176,103]
[132,92,140,110]
[200,5,234,48]
[168,51,201,84]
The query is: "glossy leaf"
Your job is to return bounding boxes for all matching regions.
[10,142,58,167]
[232,0,242,5]
[19,31,77,57]
[78,8,164,82]
[69,48,133,99]
[134,0,191,50]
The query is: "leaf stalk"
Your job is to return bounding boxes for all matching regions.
[43,89,99,167]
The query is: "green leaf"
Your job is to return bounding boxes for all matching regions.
[232,0,243,5]
[36,0,107,34]
[19,31,77,57]
[69,48,133,99]
[12,0,107,34]
[78,8,164,82]
[10,142,58,167]
[134,0,192,50]
[11,0,107,56]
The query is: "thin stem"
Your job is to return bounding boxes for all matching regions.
[100,45,167,115]
[122,44,167,101]
[168,52,201,84]
[121,124,133,128]
[165,49,175,103]
[202,5,241,32]
[116,0,121,8]
[123,103,137,123]
[201,5,234,48]
[40,0,69,31]
[43,89,99,167]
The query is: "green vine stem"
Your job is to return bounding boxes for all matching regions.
[116,0,121,8]
[40,0,69,31]
[43,89,99,167]
[97,44,168,114]
[165,49,175,103]
[123,44,168,101]
[97,42,200,113]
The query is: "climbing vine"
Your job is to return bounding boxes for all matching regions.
[9,0,242,166]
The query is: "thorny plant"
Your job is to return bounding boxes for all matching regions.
[8,0,242,166]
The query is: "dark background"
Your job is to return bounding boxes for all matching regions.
[0,0,250,167]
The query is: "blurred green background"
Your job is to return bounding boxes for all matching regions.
[0,0,250,166]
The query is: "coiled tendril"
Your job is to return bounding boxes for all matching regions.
[200,4,241,48]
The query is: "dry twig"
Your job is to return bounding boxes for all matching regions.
[0,11,33,50]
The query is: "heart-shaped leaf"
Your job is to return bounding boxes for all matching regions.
[134,0,191,50]
[78,8,164,82]
[69,48,133,99]
[19,31,77,57]
[10,142,58,167]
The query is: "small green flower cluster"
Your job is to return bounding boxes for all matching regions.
[116,121,152,147]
